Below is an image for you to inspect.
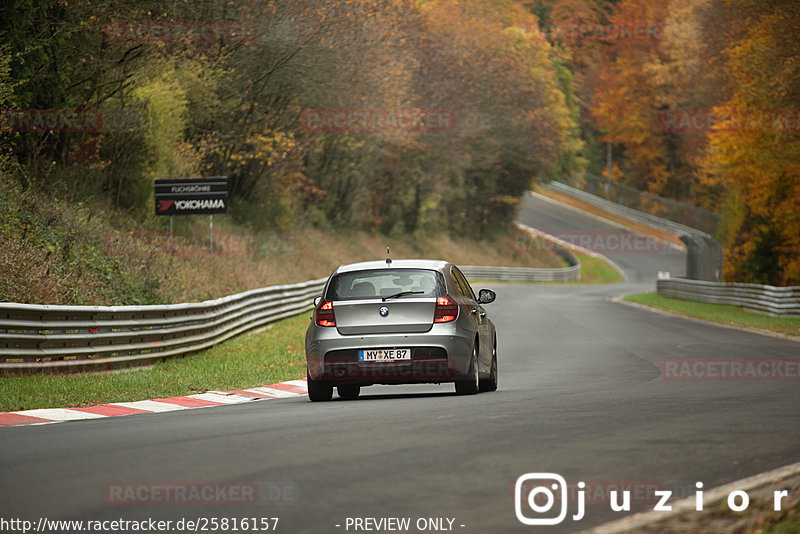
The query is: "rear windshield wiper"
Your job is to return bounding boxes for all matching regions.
[382,290,424,302]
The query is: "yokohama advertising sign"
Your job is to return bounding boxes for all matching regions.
[154,177,228,216]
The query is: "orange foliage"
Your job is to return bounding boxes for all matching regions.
[699,1,800,284]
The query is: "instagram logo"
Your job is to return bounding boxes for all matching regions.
[515,473,579,525]
[514,472,794,525]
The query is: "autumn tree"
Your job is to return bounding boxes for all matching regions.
[698,0,800,284]
[417,0,578,235]
[589,0,674,194]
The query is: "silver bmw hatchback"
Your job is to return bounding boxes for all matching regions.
[305,259,497,401]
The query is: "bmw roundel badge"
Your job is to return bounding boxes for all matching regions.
[379,306,389,317]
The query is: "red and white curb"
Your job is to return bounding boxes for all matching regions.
[0,379,308,428]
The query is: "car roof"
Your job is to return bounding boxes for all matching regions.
[332,259,452,275]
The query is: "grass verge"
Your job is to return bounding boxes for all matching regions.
[574,251,626,284]
[469,251,625,285]
[0,314,309,412]
[624,293,800,337]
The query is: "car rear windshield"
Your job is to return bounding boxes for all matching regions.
[327,269,442,301]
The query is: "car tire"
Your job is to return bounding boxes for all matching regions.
[337,385,360,400]
[307,371,333,402]
[455,342,480,395]
[479,338,497,392]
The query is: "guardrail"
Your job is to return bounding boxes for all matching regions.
[657,277,800,317]
[548,180,699,238]
[0,258,582,372]
[461,223,583,283]
[0,278,327,372]
[569,172,721,235]
[546,181,723,282]
[461,264,580,282]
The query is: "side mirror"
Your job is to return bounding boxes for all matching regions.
[313,295,322,307]
[478,289,496,304]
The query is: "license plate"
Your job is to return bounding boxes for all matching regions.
[358,349,411,362]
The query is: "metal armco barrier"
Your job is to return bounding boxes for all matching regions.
[547,181,724,282]
[462,223,582,283]
[657,277,800,317]
[0,261,581,372]
[568,172,721,235]
[461,264,580,283]
[0,278,327,372]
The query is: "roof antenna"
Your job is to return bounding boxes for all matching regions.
[386,246,392,265]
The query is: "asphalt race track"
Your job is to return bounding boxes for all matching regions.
[2,194,798,533]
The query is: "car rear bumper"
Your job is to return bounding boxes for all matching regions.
[305,326,473,385]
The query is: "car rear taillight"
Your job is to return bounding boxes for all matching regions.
[434,294,458,323]
[315,299,336,327]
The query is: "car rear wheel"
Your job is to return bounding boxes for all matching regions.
[479,339,497,392]
[455,342,479,395]
[307,371,333,402]
[337,385,360,400]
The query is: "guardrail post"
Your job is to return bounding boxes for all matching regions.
[702,235,724,283]
[676,234,724,283]
[679,234,701,281]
